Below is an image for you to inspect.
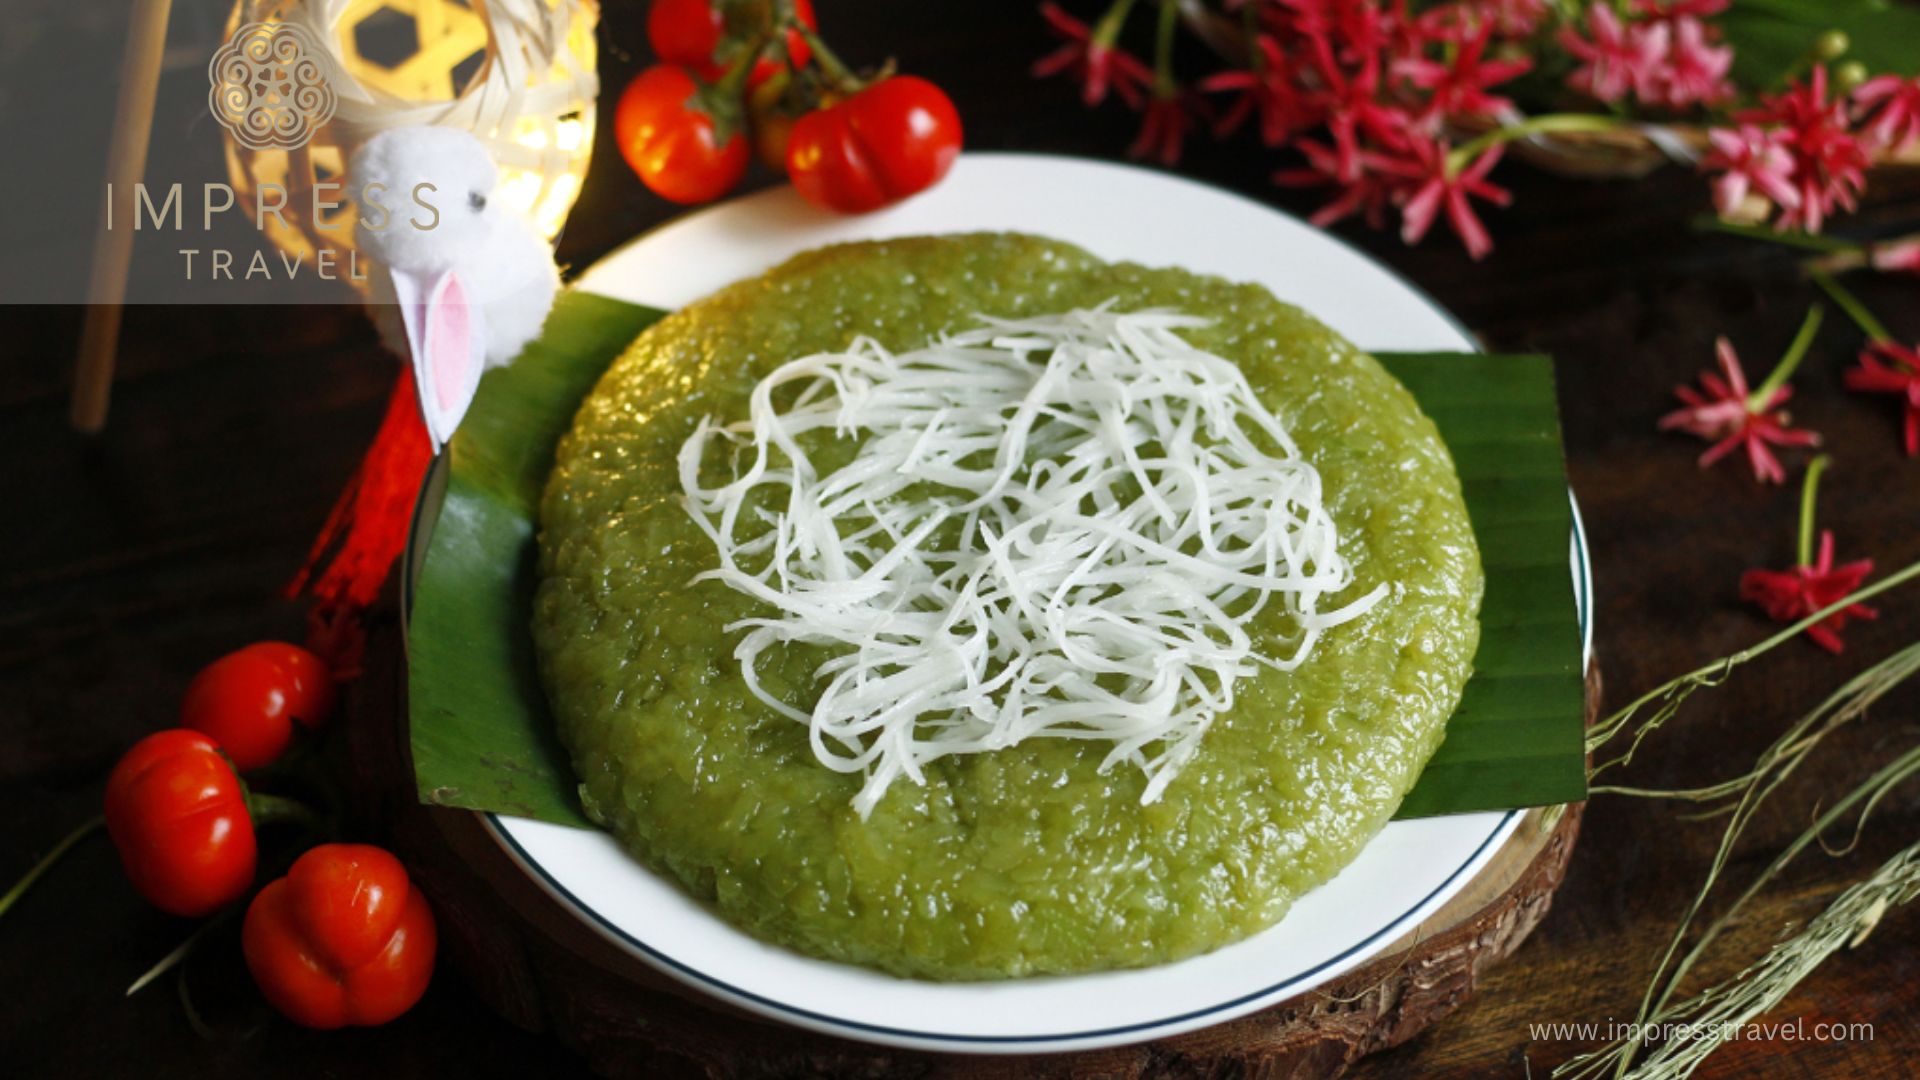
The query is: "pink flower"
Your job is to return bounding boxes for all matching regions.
[1559,3,1670,105]
[1273,138,1397,229]
[1201,34,1310,146]
[1852,74,1920,154]
[1660,337,1820,484]
[1739,67,1869,233]
[1740,531,1877,654]
[1652,16,1733,109]
[1378,136,1512,260]
[1394,27,1532,120]
[1034,2,1153,108]
[1701,124,1802,219]
[1844,342,1920,456]
[1870,239,1920,274]
[1130,88,1208,166]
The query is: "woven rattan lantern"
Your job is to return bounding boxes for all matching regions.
[221,0,597,273]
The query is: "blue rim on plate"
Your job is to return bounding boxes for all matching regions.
[488,806,1515,1045]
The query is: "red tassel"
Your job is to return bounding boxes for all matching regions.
[287,366,434,678]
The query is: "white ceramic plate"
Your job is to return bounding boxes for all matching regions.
[486,153,1593,1054]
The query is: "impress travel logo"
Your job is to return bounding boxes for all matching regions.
[208,21,337,151]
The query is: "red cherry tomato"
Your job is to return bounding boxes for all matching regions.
[646,0,815,86]
[181,642,335,771]
[787,76,963,213]
[646,0,723,67]
[614,65,751,205]
[243,844,437,1029]
[104,730,257,917]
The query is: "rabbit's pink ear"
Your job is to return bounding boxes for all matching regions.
[392,267,489,451]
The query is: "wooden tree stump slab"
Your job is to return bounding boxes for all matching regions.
[345,609,1595,1079]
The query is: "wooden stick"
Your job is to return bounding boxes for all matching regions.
[71,0,176,433]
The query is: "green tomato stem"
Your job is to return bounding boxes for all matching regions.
[794,24,860,95]
[0,815,103,922]
[246,792,323,831]
[1447,113,1627,174]
[1809,266,1894,343]
[1798,454,1831,568]
[715,31,772,100]
[1748,304,1824,412]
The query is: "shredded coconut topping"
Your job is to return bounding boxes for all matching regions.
[678,307,1387,818]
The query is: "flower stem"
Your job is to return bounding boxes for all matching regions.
[1809,266,1893,343]
[1588,555,1920,762]
[0,815,103,921]
[1094,0,1140,47]
[1798,454,1831,567]
[1447,113,1627,172]
[1690,216,1861,255]
[1748,303,1824,411]
[1151,0,1178,96]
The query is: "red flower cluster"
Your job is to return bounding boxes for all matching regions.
[1036,2,1917,256]
[1037,0,1537,258]
[1559,1,1733,110]
[1702,66,1920,233]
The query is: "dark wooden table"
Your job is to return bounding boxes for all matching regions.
[4,4,1919,1077]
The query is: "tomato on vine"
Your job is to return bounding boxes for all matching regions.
[615,64,752,204]
[647,0,815,86]
[787,76,964,213]
[620,1,963,211]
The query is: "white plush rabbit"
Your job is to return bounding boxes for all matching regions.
[349,125,559,448]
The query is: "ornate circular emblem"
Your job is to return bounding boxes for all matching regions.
[208,21,337,151]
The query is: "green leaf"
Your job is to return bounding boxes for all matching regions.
[406,296,1588,825]
[1380,352,1588,817]
[1721,0,1920,85]
[406,291,667,825]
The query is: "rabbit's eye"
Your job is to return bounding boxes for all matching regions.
[469,191,487,212]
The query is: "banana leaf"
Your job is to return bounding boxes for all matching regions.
[406,291,1588,827]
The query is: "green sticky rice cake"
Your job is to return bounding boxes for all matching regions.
[532,233,1482,980]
